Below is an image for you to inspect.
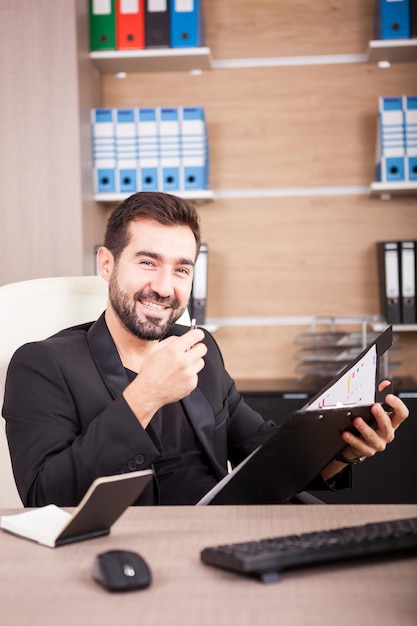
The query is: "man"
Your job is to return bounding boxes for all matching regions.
[3,192,409,506]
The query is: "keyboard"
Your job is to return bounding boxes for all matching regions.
[201,516,417,583]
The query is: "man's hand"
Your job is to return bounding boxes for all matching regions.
[321,380,410,480]
[123,328,207,428]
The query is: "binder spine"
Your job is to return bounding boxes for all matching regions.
[404,95,417,182]
[377,241,402,325]
[89,0,116,51]
[137,107,160,191]
[145,0,170,47]
[115,108,138,193]
[400,241,416,324]
[191,242,208,325]
[169,0,203,48]
[92,108,117,193]
[377,96,406,182]
[116,0,145,50]
[179,106,209,190]
[411,0,417,37]
[159,107,181,191]
[379,0,411,39]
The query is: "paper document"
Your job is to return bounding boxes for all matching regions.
[306,345,377,410]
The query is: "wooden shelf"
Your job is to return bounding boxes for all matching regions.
[96,185,416,203]
[370,181,417,198]
[373,322,417,333]
[367,39,417,64]
[94,190,215,204]
[205,315,382,329]
[89,47,212,74]
[392,325,417,332]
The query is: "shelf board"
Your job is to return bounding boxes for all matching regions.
[94,190,215,204]
[370,181,417,198]
[367,39,417,64]
[205,315,382,328]
[89,47,212,74]
[95,184,415,203]
[373,322,417,333]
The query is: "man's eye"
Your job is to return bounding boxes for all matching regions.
[177,267,190,275]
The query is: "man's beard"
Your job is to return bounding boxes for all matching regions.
[109,277,184,340]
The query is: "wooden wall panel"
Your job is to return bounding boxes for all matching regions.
[204,0,375,58]
[0,0,84,283]
[0,0,104,283]
[198,195,417,318]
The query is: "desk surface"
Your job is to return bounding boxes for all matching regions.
[1,504,416,626]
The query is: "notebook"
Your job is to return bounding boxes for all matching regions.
[198,326,393,505]
[0,469,153,547]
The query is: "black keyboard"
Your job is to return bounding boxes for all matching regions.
[201,516,417,583]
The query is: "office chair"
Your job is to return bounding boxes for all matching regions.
[0,276,108,506]
[0,275,191,507]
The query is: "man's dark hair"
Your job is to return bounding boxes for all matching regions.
[104,191,202,261]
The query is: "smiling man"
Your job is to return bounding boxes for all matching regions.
[3,192,409,507]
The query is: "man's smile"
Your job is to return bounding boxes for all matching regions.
[140,299,170,311]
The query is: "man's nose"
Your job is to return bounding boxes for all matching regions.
[150,269,174,297]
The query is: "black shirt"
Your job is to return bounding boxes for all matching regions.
[126,369,218,504]
[150,402,219,504]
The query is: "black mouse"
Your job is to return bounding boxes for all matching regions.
[92,550,152,592]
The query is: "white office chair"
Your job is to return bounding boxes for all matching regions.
[0,276,108,507]
[0,275,191,507]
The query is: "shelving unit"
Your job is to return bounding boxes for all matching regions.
[89,47,212,74]
[367,39,417,64]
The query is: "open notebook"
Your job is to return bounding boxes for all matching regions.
[198,326,393,505]
[0,469,153,547]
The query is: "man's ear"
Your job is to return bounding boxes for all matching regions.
[96,246,114,282]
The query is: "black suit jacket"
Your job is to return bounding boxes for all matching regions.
[3,315,279,506]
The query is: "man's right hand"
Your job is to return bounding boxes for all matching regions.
[123,329,207,429]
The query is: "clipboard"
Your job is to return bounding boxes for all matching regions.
[198,326,393,505]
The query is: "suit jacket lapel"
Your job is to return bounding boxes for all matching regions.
[87,314,129,398]
[182,390,225,478]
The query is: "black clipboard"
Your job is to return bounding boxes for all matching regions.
[198,326,393,505]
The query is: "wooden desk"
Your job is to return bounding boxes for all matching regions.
[1,505,416,626]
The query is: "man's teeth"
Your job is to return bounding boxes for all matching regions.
[141,301,166,310]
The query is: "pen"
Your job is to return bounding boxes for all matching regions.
[186,319,197,352]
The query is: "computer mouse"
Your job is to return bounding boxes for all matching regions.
[92,549,152,592]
